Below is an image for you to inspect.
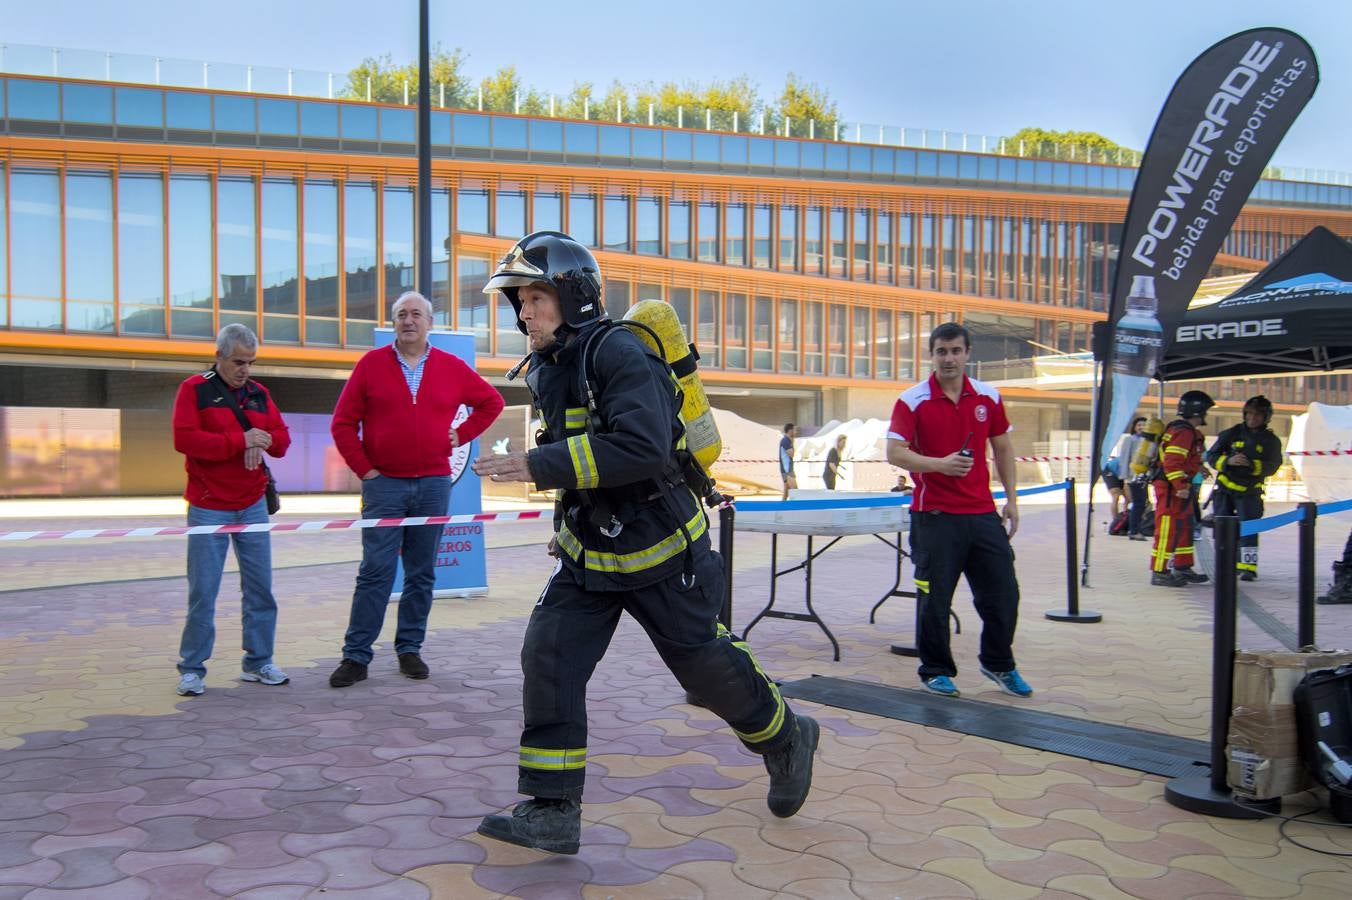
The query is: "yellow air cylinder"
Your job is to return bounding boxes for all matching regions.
[1130,416,1166,475]
[623,299,723,470]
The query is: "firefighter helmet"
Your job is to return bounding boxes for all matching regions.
[1177,390,1215,423]
[1243,394,1273,426]
[483,231,604,335]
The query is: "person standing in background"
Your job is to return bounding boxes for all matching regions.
[823,435,846,490]
[779,423,798,499]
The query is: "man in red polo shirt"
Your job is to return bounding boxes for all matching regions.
[886,322,1031,699]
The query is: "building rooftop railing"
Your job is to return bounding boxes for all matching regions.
[4,40,1349,189]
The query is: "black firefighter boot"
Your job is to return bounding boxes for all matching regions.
[764,714,820,818]
[477,797,581,855]
[1318,561,1352,605]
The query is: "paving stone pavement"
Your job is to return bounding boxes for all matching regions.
[1,495,1351,898]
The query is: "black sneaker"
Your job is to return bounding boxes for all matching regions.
[1173,567,1210,584]
[477,798,581,855]
[328,659,368,688]
[398,652,429,680]
[1239,571,1257,582]
[765,714,819,818]
[1151,571,1186,587]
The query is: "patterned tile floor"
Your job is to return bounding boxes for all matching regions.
[1,496,1351,898]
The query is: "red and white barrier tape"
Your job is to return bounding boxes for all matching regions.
[0,509,548,543]
[715,455,1093,464]
[1288,449,1352,456]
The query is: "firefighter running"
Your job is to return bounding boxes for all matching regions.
[1150,391,1215,588]
[1205,395,1282,581]
[472,231,817,855]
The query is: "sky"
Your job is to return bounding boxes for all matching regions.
[3,0,1347,172]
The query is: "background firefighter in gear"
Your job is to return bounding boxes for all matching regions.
[1205,395,1283,582]
[1150,390,1214,588]
[472,231,818,855]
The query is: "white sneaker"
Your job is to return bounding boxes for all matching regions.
[240,663,289,686]
[176,673,205,696]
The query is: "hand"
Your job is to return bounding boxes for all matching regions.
[1227,452,1249,468]
[936,452,975,478]
[243,446,263,470]
[244,428,272,450]
[547,535,559,558]
[472,451,534,484]
[449,427,460,450]
[1176,485,1191,501]
[362,469,382,480]
[1002,501,1019,539]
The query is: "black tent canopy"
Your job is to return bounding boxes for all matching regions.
[1157,226,1352,381]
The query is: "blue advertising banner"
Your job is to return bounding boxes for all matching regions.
[376,328,489,598]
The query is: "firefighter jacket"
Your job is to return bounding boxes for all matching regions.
[1154,418,1205,491]
[1206,423,1282,493]
[524,321,707,591]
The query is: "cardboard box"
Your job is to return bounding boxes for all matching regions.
[1227,649,1352,800]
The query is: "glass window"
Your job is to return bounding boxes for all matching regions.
[725,292,747,369]
[774,140,800,168]
[965,312,1035,381]
[599,126,630,157]
[117,173,165,334]
[852,307,871,378]
[455,113,490,146]
[752,295,774,371]
[698,290,720,367]
[380,108,415,143]
[495,285,527,357]
[896,311,914,380]
[981,215,996,295]
[825,145,848,172]
[805,206,823,275]
[260,179,299,340]
[779,206,798,272]
[875,212,893,284]
[665,131,694,161]
[941,215,956,291]
[10,169,62,328]
[778,299,799,373]
[668,287,692,340]
[874,309,892,379]
[896,150,917,175]
[938,153,958,179]
[64,172,113,306]
[697,202,719,262]
[564,123,597,154]
[725,204,746,266]
[803,301,823,375]
[258,99,297,135]
[637,282,664,305]
[533,191,562,232]
[168,174,214,337]
[873,148,895,175]
[303,180,340,342]
[920,213,936,289]
[432,187,450,325]
[1003,216,1017,298]
[165,91,211,130]
[217,176,256,313]
[633,129,661,159]
[721,135,748,166]
[300,101,338,137]
[493,117,527,150]
[214,95,255,133]
[1,167,8,326]
[752,204,771,269]
[383,185,414,320]
[568,193,596,246]
[8,80,59,120]
[603,195,629,252]
[636,197,661,255]
[853,209,871,281]
[604,278,630,317]
[668,200,691,259]
[749,138,774,167]
[531,119,563,152]
[341,104,378,140]
[115,88,163,128]
[495,190,526,238]
[917,152,938,178]
[457,254,490,354]
[458,188,489,234]
[830,207,847,277]
[961,215,976,293]
[828,304,847,376]
[849,145,870,173]
[344,181,378,344]
[800,142,824,169]
[897,213,914,286]
[1039,219,1052,303]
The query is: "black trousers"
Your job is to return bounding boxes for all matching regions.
[1127,481,1150,535]
[516,546,795,801]
[1212,488,1264,574]
[911,511,1020,680]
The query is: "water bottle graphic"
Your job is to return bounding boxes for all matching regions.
[1111,275,1164,379]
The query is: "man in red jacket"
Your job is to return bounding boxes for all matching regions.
[172,324,292,697]
[329,291,504,687]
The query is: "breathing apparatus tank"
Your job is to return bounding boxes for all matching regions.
[623,299,723,471]
[1130,416,1166,476]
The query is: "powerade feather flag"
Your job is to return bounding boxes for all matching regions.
[1093,29,1318,472]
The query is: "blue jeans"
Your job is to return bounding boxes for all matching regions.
[178,496,277,677]
[341,474,450,665]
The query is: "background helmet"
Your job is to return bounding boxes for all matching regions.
[1177,389,1215,422]
[1243,394,1273,426]
[483,231,604,335]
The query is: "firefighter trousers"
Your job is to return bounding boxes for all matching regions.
[1212,488,1264,575]
[516,546,795,801]
[1151,481,1195,573]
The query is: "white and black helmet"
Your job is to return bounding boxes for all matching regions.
[483,231,604,335]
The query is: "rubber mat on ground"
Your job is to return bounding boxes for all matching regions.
[779,675,1209,778]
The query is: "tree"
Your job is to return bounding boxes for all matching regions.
[771,73,838,137]
[560,82,595,120]
[478,65,522,113]
[341,47,469,106]
[1006,127,1136,163]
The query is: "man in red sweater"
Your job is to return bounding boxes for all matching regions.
[172,324,291,697]
[329,291,504,687]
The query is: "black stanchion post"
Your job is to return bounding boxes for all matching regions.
[1046,477,1102,623]
[1164,515,1269,818]
[1297,501,1317,649]
[719,503,735,630]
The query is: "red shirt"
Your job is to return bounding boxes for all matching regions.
[331,345,504,479]
[172,372,291,511]
[888,372,1012,514]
